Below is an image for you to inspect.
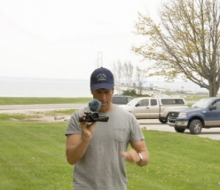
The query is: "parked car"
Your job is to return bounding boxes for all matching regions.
[112,95,133,105]
[120,97,188,123]
[168,97,220,134]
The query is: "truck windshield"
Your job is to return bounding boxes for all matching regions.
[192,98,213,108]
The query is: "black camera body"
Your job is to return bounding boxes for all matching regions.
[79,111,109,122]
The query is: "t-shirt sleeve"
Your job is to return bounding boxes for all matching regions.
[65,109,83,135]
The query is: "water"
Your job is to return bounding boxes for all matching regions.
[0,77,211,98]
[0,77,92,97]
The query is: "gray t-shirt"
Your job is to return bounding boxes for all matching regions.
[65,105,145,190]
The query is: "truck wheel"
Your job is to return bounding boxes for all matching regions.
[189,119,203,134]
[159,118,167,124]
[174,127,185,133]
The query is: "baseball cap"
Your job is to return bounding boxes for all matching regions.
[90,67,114,91]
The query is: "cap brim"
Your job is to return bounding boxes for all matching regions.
[91,83,113,91]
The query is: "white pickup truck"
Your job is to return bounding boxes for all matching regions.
[120,97,188,123]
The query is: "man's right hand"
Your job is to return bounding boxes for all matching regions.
[80,114,97,141]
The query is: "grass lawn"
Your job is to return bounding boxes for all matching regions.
[0,95,208,105]
[0,121,72,190]
[0,112,220,190]
[0,97,92,105]
[127,131,220,190]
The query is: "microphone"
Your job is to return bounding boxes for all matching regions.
[88,99,101,112]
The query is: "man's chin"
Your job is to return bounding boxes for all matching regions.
[99,105,108,112]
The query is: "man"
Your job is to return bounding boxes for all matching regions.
[65,67,149,190]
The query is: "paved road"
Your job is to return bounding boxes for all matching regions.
[138,119,220,141]
[0,104,219,141]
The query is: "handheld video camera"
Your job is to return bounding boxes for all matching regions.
[79,111,109,122]
[78,99,109,123]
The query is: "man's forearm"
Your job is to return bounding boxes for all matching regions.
[66,138,90,165]
[137,150,149,167]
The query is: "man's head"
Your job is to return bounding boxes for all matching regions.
[90,67,114,112]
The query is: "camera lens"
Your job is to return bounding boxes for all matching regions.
[91,113,99,120]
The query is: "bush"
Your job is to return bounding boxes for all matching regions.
[122,89,137,96]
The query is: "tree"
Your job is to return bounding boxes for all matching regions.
[123,61,134,87]
[132,0,220,97]
[112,60,123,94]
[136,66,146,95]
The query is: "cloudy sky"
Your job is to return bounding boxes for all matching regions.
[0,0,162,80]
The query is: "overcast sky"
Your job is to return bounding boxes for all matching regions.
[0,0,163,80]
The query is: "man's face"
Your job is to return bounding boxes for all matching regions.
[91,88,114,112]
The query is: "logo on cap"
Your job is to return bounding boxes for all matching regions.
[97,74,107,81]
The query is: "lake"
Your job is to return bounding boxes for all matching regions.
[0,77,92,97]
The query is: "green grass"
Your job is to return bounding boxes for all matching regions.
[0,95,209,105]
[0,113,37,120]
[0,97,92,105]
[0,115,220,190]
[184,95,209,101]
[0,121,72,190]
[0,109,76,121]
[35,109,76,117]
[127,131,220,190]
